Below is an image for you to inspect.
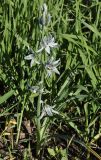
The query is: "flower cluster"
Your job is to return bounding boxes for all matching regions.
[24,3,60,119]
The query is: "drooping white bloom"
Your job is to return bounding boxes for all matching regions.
[24,49,40,67]
[40,104,59,119]
[36,35,58,54]
[28,81,44,94]
[24,54,35,67]
[45,57,60,76]
[29,85,40,93]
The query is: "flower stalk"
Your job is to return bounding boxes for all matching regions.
[36,67,44,157]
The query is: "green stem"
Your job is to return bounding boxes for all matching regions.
[36,72,44,157]
[16,97,26,144]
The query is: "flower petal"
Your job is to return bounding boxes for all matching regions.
[50,42,58,48]
[29,86,39,93]
[47,14,51,25]
[51,109,59,114]
[45,106,53,116]
[35,59,40,64]
[24,54,34,60]
[30,59,35,67]
[53,59,60,66]
[52,67,60,75]
[40,110,46,119]
[46,70,52,77]
[36,47,44,53]
[45,45,50,54]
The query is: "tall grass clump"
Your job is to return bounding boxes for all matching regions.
[0,0,101,159]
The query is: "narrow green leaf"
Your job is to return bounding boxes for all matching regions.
[82,20,101,38]
[79,49,97,88]
[0,90,14,105]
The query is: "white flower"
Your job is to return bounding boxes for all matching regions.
[45,57,60,76]
[24,49,40,67]
[29,85,40,93]
[28,82,44,94]
[36,35,58,54]
[40,104,59,119]
[24,54,35,67]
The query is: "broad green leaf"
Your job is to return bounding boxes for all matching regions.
[48,148,56,157]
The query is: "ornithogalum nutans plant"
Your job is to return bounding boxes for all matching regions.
[24,2,60,157]
[1,0,101,159]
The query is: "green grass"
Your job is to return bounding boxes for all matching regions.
[0,0,101,159]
